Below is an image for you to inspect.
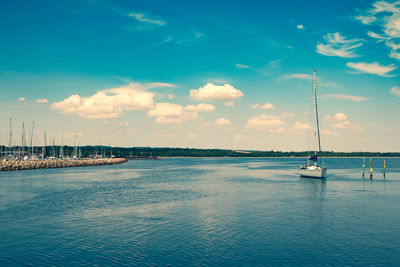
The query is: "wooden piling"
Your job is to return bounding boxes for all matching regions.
[369,158,373,180]
[362,158,365,178]
[383,160,386,178]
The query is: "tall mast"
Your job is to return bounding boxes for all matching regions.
[73,131,77,158]
[313,69,322,154]
[22,122,26,147]
[8,118,12,149]
[60,130,64,158]
[30,121,35,157]
[43,130,47,158]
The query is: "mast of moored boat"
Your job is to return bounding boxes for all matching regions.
[313,69,322,167]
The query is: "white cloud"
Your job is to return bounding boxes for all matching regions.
[356,15,377,24]
[297,24,304,30]
[224,101,235,107]
[282,73,312,80]
[346,62,397,76]
[148,103,183,117]
[119,121,129,126]
[334,113,347,121]
[233,133,247,141]
[251,102,275,110]
[17,97,26,102]
[316,32,363,58]
[294,121,311,130]
[51,82,164,119]
[356,2,400,60]
[321,94,368,102]
[281,112,296,118]
[129,12,166,26]
[148,103,198,124]
[386,41,400,60]
[327,113,364,131]
[184,103,215,112]
[282,74,340,88]
[246,114,286,130]
[214,118,231,125]
[36,98,48,103]
[332,120,350,129]
[236,63,250,69]
[190,83,244,100]
[390,86,400,97]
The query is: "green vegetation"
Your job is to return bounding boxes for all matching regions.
[2,145,399,158]
[84,146,400,158]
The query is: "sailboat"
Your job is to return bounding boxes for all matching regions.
[299,69,327,178]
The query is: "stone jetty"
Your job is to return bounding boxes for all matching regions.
[0,158,127,171]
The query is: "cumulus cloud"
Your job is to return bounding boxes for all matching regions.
[321,94,368,102]
[316,32,363,58]
[251,102,275,110]
[246,114,286,130]
[214,118,231,125]
[148,103,198,124]
[346,62,397,76]
[334,113,347,122]
[326,113,364,131]
[17,97,26,102]
[297,24,305,30]
[184,103,215,112]
[224,101,235,107]
[294,121,311,130]
[190,83,244,100]
[36,98,48,103]
[390,86,400,97]
[236,63,250,69]
[51,82,169,119]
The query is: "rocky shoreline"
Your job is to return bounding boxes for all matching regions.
[0,158,127,171]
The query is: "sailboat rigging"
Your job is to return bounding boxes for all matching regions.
[299,69,327,178]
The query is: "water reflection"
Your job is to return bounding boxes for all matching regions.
[299,178,326,248]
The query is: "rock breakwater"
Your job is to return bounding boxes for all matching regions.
[0,158,127,171]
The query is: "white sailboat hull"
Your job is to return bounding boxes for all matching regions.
[299,166,327,178]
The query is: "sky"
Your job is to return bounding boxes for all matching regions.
[0,0,399,152]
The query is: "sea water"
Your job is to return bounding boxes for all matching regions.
[0,158,399,266]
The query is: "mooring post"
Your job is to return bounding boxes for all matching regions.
[369,158,373,180]
[383,160,386,178]
[362,158,365,178]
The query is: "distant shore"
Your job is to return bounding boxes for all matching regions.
[0,158,127,171]
[155,156,400,159]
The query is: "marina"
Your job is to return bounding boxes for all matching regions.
[0,158,127,171]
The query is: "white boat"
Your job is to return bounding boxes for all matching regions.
[299,69,327,178]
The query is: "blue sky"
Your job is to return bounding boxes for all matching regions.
[0,0,399,151]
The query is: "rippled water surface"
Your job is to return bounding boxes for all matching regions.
[1,158,400,266]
